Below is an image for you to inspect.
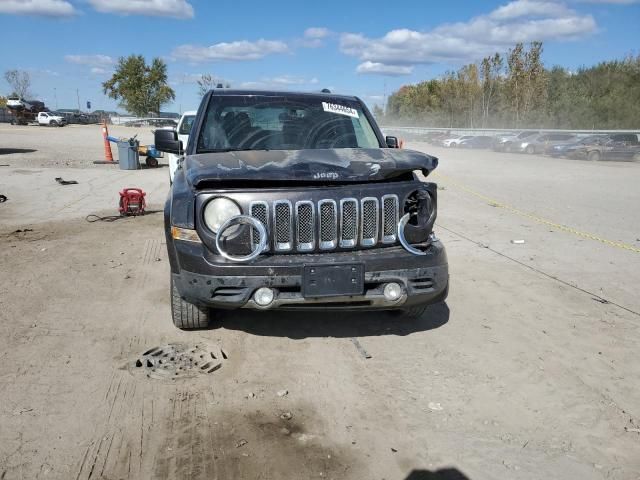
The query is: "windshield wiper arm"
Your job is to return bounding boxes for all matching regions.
[197,147,269,153]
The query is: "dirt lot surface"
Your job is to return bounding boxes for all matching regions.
[1,124,639,480]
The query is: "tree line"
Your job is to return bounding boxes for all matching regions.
[380,42,640,130]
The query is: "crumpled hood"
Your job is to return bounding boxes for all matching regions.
[184,148,438,187]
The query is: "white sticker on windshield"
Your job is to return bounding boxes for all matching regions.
[322,102,359,119]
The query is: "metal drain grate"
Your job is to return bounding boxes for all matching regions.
[132,343,227,380]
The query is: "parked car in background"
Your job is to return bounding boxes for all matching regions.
[548,135,608,157]
[427,132,450,145]
[493,131,539,152]
[37,111,67,127]
[570,134,640,161]
[167,110,197,183]
[514,133,575,154]
[442,135,474,147]
[458,135,493,149]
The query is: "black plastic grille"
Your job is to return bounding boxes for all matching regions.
[275,202,292,245]
[383,196,398,238]
[320,202,336,242]
[341,200,357,241]
[250,203,268,249]
[297,203,313,245]
[361,199,378,241]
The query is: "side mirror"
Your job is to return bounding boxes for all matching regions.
[386,136,399,148]
[155,129,182,154]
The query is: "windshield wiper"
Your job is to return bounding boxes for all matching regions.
[197,147,269,153]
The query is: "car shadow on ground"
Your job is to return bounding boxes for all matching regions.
[0,148,37,155]
[404,468,470,480]
[215,301,449,339]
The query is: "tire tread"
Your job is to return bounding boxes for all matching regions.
[170,277,209,329]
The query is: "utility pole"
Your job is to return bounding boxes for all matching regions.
[383,81,387,114]
[76,89,80,112]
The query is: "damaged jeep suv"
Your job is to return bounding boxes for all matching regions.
[155,90,448,329]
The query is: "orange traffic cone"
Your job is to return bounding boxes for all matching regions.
[102,120,113,162]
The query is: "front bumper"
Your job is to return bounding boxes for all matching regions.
[171,239,449,311]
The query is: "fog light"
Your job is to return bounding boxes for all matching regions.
[383,282,403,301]
[254,287,275,306]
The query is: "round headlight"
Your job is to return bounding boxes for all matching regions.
[203,197,241,233]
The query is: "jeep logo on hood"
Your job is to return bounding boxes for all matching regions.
[313,172,339,180]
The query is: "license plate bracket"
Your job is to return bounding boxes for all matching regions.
[302,263,364,298]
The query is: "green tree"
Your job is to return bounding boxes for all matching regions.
[4,70,32,98]
[102,55,175,117]
[0,96,7,108]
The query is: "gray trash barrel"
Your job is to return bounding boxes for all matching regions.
[117,140,140,170]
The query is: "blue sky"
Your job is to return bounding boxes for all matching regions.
[0,0,638,114]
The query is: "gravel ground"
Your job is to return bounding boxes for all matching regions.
[1,125,639,479]
[0,123,157,168]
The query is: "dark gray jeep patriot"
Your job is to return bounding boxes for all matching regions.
[155,89,448,329]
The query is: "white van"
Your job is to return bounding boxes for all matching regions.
[168,110,197,183]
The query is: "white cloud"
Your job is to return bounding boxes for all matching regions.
[65,54,116,67]
[239,76,321,90]
[29,68,60,77]
[340,0,597,73]
[304,27,330,39]
[299,27,332,48]
[356,61,413,76]
[90,67,111,75]
[490,0,571,19]
[576,0,639,3]
[88,0,194,18]
[0,0,76,17]
[172,39,289,63]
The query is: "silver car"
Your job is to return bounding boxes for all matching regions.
[515,133,576,154]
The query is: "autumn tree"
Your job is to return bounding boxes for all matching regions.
[102,55,175,117]
[384,43,640,129]
[480,53,504,127]
[197,74,230,97]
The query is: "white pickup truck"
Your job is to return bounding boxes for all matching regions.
[37,112,67,127]
[167,110,197,183]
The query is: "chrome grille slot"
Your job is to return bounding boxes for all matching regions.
[295,201,315,251]
[381,194,399,243]
[339,198,358,248]
[249,201,269,251]
[245,193,399,254]
[273,200,293,251]
[318,200,337,250]
[360,197,379,246]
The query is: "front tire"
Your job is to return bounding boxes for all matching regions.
[588,150,601,161]
[50,120,57,127]
[171,276,210,329]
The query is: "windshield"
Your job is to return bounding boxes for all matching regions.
[196,95,380,153]
[179,115,196,135]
